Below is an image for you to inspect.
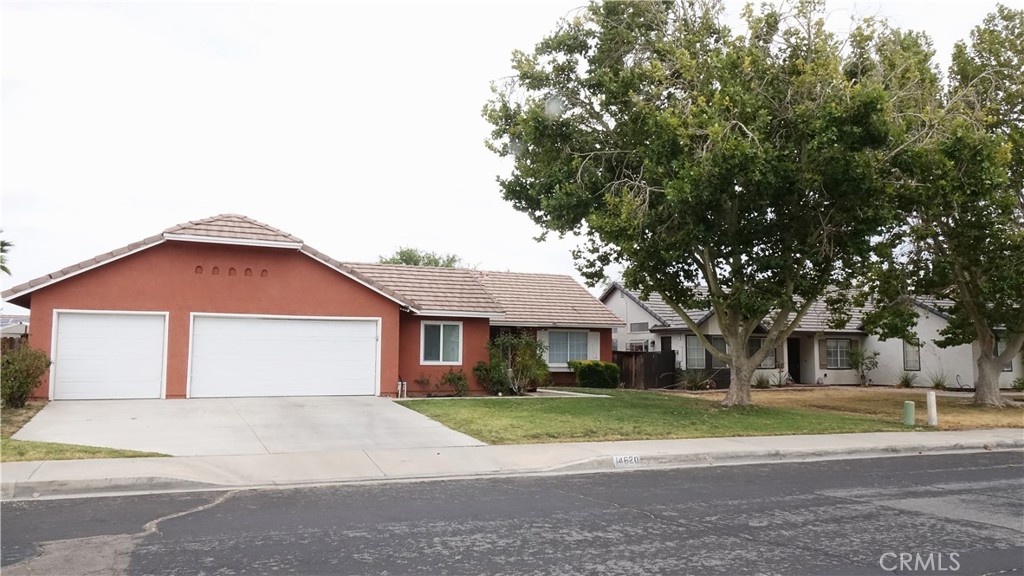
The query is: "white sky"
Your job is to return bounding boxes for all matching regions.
[0,0,1005,315]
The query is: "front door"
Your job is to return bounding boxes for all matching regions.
[787,338,801,384]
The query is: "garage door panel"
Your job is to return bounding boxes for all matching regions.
[54,313,165,400]
[190,316,378,398]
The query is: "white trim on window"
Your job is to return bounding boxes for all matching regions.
[826,338,852,369]
[420,321,463,365]
[547,329,591,367]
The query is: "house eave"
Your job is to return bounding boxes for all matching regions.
[163,233,303,250]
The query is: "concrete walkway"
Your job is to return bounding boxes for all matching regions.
[3,429,1021,500]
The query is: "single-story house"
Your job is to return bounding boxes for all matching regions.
[600,283,1021,388]
[1,214,622,400]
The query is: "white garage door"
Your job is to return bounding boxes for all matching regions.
[53,312,166,400]
[189,316,378,398]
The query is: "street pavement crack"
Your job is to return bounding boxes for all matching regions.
[4,491,239,576]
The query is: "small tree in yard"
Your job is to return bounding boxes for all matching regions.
[849,348,880,385]
[484,0,926,405]
[1,345,50,408]
[486,332,549,396]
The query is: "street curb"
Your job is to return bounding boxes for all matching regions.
[3,440,1021,501]
[545,439,1024,473]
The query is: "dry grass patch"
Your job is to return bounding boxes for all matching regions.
[1,401,47,438]
[671,387,1024,429]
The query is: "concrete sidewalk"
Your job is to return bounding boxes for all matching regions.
[3,429,1022,501]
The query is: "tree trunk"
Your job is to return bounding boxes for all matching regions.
[722,357,755,406]
[973,355,1006,407]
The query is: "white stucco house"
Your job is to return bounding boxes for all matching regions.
[600,284,1021,388]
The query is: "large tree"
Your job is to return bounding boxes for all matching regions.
[863,5,1024,407]
[378,247,463,268]
[484,0,913,405]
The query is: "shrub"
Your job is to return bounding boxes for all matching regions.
[440,369,469,397]
[568,360,619,389]
[897,371,919,388]
[928,369,949,390]
[486,331,549,395]
[677,369,712,391]
[1012,376,1024,392]
[1,345,50,408]
[753,373,772,389]
[850,348,880,385]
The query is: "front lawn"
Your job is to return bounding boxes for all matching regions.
[1,402,166,462]
[686,387,1024,430]
[399,388,905,444]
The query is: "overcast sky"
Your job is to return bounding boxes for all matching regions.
[0,0,1005,315]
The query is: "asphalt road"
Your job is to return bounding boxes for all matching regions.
[2,451,1022,576]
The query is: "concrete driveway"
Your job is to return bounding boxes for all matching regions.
[12,397,485,456]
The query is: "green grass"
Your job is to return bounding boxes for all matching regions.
[1,437,166,462]
[2,402,167,462]
[399,388,906,444]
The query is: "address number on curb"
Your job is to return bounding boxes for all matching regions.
[613,455,643,468]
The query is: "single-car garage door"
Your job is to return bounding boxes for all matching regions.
[189,315,378,398]
[53,312,167,400]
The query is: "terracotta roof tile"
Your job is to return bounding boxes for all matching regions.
[474,270,623,327]
[344,264,504,315]
[164,214,302,244]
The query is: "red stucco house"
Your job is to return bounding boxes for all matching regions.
[2,215,622,400]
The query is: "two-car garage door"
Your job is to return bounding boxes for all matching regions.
[51,312,378,399]
[189,316,378,397]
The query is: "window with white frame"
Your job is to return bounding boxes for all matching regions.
[747,338,776,369]
[826,338,852,369]
[629,322,649,332]
[685,335,705,369]
[549,331,588,364]
[903,340,921,371]
[421,322,461,364]
[995,338,1012,372]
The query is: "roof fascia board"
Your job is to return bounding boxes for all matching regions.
[416,309,506,320]
[2,238,166,303]
[163,234,303,249]
[491,321,624,329]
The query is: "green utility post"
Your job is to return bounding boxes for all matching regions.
[903,401,916,426]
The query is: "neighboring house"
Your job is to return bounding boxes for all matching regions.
[1,315,30,337]
[1,214,622,400]
[600,283,1021,388]
[865,299,1021,389]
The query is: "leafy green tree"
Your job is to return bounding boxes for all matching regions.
[484,0,911,405]
[378,247,463,268]
[863,6,1024,407]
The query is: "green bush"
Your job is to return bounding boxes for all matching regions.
[568,360,619,389]
[440,369,469,397]
[677,369,712,390]
[897,371,919,388]
[928,369,949,390]
[479,331,549,395]
[1,345,50,408]
[1012,376,1024,392]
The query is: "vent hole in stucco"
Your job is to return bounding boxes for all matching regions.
[212,266,220,275]
[261,269,269,278]
[195,266,203,275]
[228,268,237,276]
[244,268,253,277]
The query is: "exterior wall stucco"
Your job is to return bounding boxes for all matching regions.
[601,290,661,352]
[26,241,401,398]
[398,313,491,396]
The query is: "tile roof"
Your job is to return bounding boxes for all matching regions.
[343,263,504,316]
[164,214,303,245]
[3,214,623,327]
[605,283,865,333]
[474,270,624,327]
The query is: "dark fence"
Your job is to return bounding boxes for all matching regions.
[1,335,28,353]
[614,351,676,390]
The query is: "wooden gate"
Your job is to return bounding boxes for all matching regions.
[614,351,676,390]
